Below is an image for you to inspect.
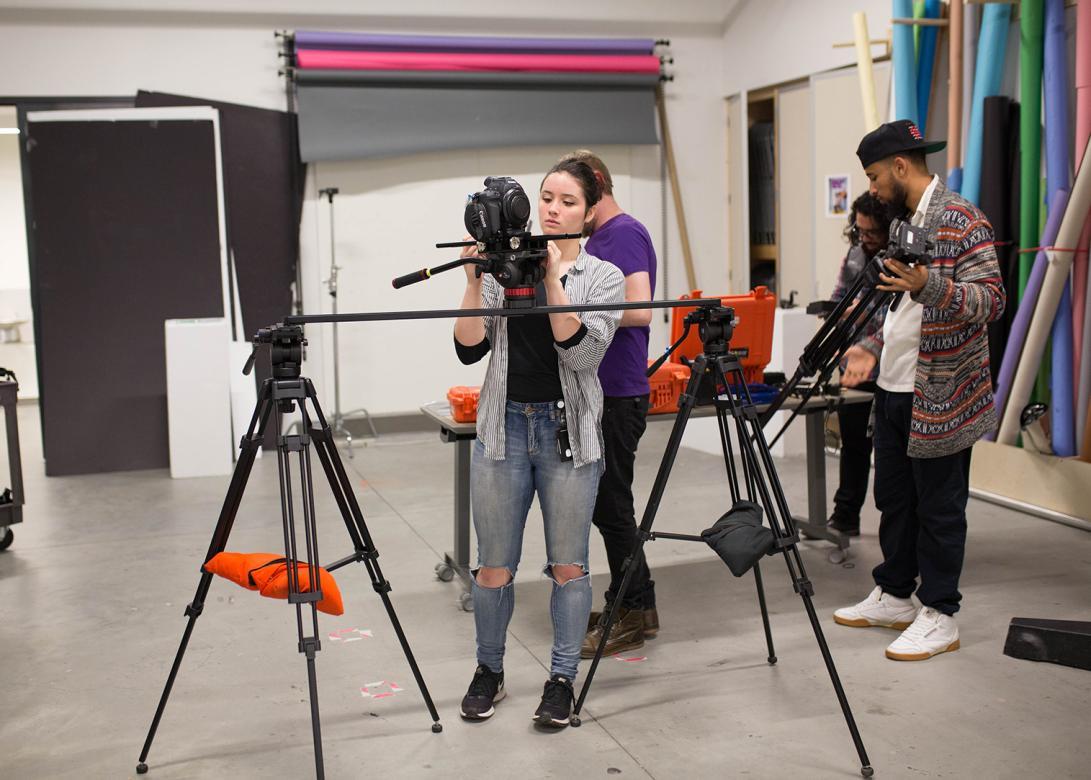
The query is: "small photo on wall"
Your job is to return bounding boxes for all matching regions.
[826,174,850,217]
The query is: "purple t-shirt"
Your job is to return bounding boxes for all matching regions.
[585,213,657,397]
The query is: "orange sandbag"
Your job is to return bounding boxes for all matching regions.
[204,552,345,616]
[203,551,281,590]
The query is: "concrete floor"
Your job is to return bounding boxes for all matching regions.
[1,401,1089,779]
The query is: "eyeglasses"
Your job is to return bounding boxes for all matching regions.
[856,227,886,238]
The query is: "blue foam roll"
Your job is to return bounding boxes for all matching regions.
[916,0,941,133]
[947,167,963,193]
[1044,0,1071,198]
[961,3,1012,205]
[893,0,920,126]
[1044,0,1075,454]
[1052,281,1077,455]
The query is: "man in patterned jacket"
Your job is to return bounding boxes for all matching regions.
[835,120,1005,661]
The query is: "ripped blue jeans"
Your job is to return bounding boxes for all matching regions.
[471,400,602,681]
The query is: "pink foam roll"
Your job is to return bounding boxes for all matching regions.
[295,49,662,74]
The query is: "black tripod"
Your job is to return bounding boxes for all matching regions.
[575,305,874,778]
[762,218,929,447]
[136,324,441,779]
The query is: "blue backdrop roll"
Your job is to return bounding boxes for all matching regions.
[917,0,942,133]
[1045,0,1076,456]
[893,0,920,126]
[962,3,1012,205]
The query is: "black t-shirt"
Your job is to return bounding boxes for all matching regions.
[508,278,569,402]
[453,276,587,402]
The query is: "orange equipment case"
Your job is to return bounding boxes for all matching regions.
[647,360,691,415]
[447,386,481,423]
[667,287,776,384]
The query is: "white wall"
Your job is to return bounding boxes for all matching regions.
[0,3,730,416]
[722,0,893,97]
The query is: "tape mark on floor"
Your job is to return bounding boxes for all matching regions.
[329,628,373,642]
[360,680,403,699]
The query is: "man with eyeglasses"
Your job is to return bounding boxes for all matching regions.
[825,192,897,537]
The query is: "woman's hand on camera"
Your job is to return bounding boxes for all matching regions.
[460,236,482,285]
[543,240,564,284]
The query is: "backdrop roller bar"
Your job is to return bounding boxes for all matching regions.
[294,69,661,88]
[294,31,657,56]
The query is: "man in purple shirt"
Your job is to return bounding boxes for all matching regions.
[562,152,660,658]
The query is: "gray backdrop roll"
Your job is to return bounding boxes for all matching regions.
[296,80,659,161]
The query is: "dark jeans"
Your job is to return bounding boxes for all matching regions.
[832,380,877,525]
[592,394,654,610]
[871,388,972,616]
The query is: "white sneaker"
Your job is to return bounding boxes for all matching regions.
[833,586,918,630]
[885,607,960,661]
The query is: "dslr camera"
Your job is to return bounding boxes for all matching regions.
[876,218,933,311]
[463,177,576,308]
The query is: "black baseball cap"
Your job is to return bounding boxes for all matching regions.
[856,120,946,168]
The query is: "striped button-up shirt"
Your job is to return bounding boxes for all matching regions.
[460,248,625,468]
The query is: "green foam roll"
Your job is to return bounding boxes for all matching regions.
[1020,0,1044,303]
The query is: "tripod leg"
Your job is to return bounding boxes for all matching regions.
[752,563,777,665]
[572,355,710,726]
[136,384,275,774]
[720,359,873,777]
[305,386,443,732]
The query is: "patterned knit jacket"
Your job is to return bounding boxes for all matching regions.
[859,179,1006,458]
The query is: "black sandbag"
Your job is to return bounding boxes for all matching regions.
[700,501,775,577]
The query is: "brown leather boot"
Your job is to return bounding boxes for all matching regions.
[588,606,659,638]
[581,607,645,658]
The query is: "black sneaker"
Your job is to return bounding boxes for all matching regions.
[460,664,505,720]
[532,674,574,728]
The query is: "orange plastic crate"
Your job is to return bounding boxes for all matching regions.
[447,386,481,423]
[668,286,776,384]
[647,360,691,415]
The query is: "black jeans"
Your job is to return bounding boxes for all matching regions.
[832,380,877,525]
[871,388,972,616]
[592,394,654,610]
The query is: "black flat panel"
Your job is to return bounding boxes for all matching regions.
[26,118,224,475]
[135,92,303,338]
[134,92,304,451]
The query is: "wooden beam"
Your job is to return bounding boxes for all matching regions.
[656,85,697,291]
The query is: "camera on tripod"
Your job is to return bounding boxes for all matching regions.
[391,176,581,307]
[876,218,933,312]
[878,218,932,266]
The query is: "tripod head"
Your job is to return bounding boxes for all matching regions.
[244,324,306,380]
[648,303,737,375]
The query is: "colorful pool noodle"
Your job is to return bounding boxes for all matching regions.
[964,1,981,172]
[947,0,964,186]
[990,189,1071,436]
[998,136,1091,445]
[893,0,920,126]
[916,0,941,134]
[961,3,1011,206]
[853,12,881,130]
[294,50,663,74]
[293,31,656,55]
[1044,0,1076,456]
[1020,0,1044,306]
[1075,0,1091,450]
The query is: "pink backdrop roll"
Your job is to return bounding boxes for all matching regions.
[295,49,662,73]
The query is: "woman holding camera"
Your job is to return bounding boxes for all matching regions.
[453,159,624,727]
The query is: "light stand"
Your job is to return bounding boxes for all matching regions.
[320,187,378,458]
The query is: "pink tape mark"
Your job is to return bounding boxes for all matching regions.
[360,680,403,698]
[329,628,373,642]
[613,654,647,663]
